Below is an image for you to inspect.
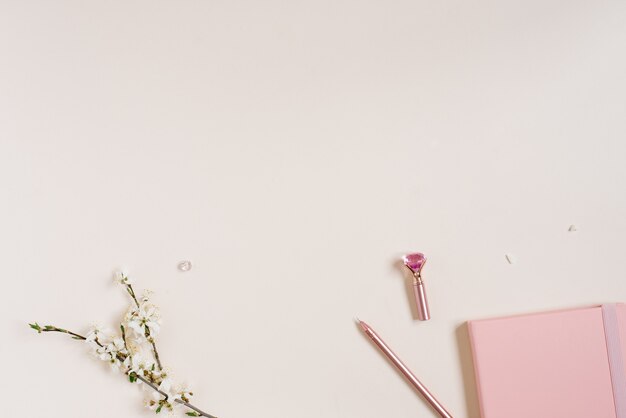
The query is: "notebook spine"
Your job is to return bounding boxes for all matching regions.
[601,304,626,418]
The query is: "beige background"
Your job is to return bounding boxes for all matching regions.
[2,1,626,417]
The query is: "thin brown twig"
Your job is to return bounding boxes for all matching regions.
[148,337,163,370]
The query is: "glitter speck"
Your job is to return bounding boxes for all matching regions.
[177,260,192,272]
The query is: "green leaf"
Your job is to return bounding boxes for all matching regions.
[155,404,163,414]
[129,372,137,383]
[29,323,42,333]
[43,325,56,331]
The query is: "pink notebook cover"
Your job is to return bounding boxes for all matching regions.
[468,304,626,418]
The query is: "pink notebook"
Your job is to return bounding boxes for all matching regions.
[468,304,626,418]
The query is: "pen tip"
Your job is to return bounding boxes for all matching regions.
[354,317,368,331]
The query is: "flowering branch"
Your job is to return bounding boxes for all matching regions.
[127,282,164,371]
[29,271,218,418]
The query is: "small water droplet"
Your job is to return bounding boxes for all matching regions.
[178,260,192,272]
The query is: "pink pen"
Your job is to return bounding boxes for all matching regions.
[356,319,454,418]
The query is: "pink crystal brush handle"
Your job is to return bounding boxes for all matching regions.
[413,278,430,321]
[357,319,454,418]
[403,253,431,321]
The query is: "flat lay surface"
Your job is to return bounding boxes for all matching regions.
[1,1,626,417]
